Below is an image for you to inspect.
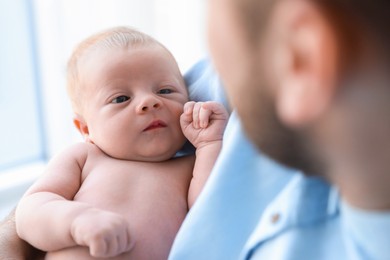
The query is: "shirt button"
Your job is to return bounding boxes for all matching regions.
[271,213,281,224]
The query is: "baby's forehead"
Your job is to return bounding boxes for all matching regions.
[79,44,186,89]
[81,43,175,69]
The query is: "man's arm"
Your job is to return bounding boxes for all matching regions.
[181,101,228,208]
[0,209,45,259]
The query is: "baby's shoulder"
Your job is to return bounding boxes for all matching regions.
[53,142,104,162]
[62,142,94,154]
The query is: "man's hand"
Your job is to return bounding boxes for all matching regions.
[71,208,134,258]
[180,101,228,148]
[0,209,45,259]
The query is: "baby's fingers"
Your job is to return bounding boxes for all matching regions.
[201,101,229,120]
[181,101,228,129]
[90,238,107,258]
[89,230,133,258]
[199,104,213,128]
[183,101,196,116]
[192,102,203,129]
[181,101,196,128]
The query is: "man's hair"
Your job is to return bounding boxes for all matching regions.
[66,26,164,113]
[233,0,390,60]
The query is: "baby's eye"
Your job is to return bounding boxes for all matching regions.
[112,95,130,104]
[158,88,173,94]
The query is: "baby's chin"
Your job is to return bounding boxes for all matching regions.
[100,138,187,162]
[130,152,178,162]
[106,149,180,163]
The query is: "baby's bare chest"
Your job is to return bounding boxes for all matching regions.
[67,157,193,259]
[75,157,192,215]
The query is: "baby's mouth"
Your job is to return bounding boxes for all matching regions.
[143,120,167,131]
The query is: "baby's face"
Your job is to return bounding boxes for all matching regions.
[79,45,188,161]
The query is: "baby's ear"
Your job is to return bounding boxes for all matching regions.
[73,114,90,141]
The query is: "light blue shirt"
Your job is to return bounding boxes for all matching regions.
[169,59,390,259]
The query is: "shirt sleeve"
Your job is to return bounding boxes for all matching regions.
[184,58,230,111]
[341,201,390,259]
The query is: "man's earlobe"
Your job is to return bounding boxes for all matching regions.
[271,0,338,127]
[73,114,90,141]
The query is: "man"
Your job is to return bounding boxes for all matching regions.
[169,0,390,259]
[2,0,390,258]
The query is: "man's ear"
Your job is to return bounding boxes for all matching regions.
[73,114,90,142]
[270,0,339,127]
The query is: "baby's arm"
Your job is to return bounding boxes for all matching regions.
[15,143,132,258]
[181,101,229,208]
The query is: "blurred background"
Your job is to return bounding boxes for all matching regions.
[0,0,207,218]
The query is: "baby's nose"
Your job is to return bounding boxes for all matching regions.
[137,95,162,113]
[141,102,160,111]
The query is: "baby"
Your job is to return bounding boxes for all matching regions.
[15,26,228,259]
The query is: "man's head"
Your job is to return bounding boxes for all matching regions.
[67,27,188,161]
[208,0,390,178]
